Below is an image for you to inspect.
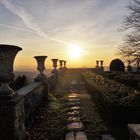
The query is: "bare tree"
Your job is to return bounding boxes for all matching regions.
[120,0,140,64]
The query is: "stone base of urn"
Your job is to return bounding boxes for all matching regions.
[0,93,27,140]
[34,72,47,82]
[51,69,58,75]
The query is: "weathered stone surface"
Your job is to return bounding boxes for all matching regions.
[69,106,80,111]
[65,132,74,140]
[102,134,115,140]
[68,98,80,102]
[71,80,77,85]
[76,132,88,140]
[68,116,81,122]
[67,122,83,130]
[68,110,80,116]
[68,95,78,98]
[67,102,80,107]
[128,124,140,139]
[0,95,26,140]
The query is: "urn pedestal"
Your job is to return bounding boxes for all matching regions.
[0,44,26,140]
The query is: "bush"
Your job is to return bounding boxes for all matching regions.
[109,59,125,72]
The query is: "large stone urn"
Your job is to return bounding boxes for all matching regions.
[63,60,67,69]
[0,44,22,98]
[51,59,58,73]
[59,60,63,70]
[34,56,47,81]
[96,60,99,67]
[100,60,104,67]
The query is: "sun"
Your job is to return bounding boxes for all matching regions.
[68,44,83,58]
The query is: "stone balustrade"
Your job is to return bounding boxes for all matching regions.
[0,44,67,140]
[18,73,56,128]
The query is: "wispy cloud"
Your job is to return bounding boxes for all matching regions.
[0,0,66,44]
[0,23,36,33]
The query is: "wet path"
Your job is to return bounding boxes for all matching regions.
[65,79,88,140]
[29,72,114,140]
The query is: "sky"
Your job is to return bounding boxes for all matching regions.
[0,0,129,71]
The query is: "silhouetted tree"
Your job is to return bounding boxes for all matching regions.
[119,0,140,64]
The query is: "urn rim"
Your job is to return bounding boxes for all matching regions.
[34,56,48,59]
[0,44,22,51]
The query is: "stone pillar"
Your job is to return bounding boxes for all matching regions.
[96,60,99,67]
[51,59,58,74]
[0,44,26,140]
[34,56,47,82]
[59,60,63,70]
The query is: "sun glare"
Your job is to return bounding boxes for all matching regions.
[68,44,83,58]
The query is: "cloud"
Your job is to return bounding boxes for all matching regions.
[0,0,66,44]
[0,23,36,33]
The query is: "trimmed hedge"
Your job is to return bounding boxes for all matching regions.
[83,73,140,122]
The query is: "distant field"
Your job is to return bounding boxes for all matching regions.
[15,69,52,82]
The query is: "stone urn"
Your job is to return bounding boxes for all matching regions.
[96,60,99,67]
[100,60,104,67]
[59,60,63,70]
[51,59,58,73]
[0,44,22,98]
[34,56,47,81]
[63,60,67,69]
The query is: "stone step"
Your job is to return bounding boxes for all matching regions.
[68,110,80,116]
[71,80,77,85]
[70,89,78,93]
[68,116,81,122]
[67,122,84,130]
[67,102,81,107]
[68,94,78,98]
[76,132,88,140]
[102,135,115,140]
[68,98,80,102]
[65,132,88,140]
[69,106,80,111]
[65,132,74,140]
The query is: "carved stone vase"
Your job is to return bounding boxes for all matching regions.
[34,56,47,81]
[63,60,67,69]
[100,60,104,67]
[51,59,58,73]
[59,60,63,70]
[96,60,99,67]
[0,44,22,98]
